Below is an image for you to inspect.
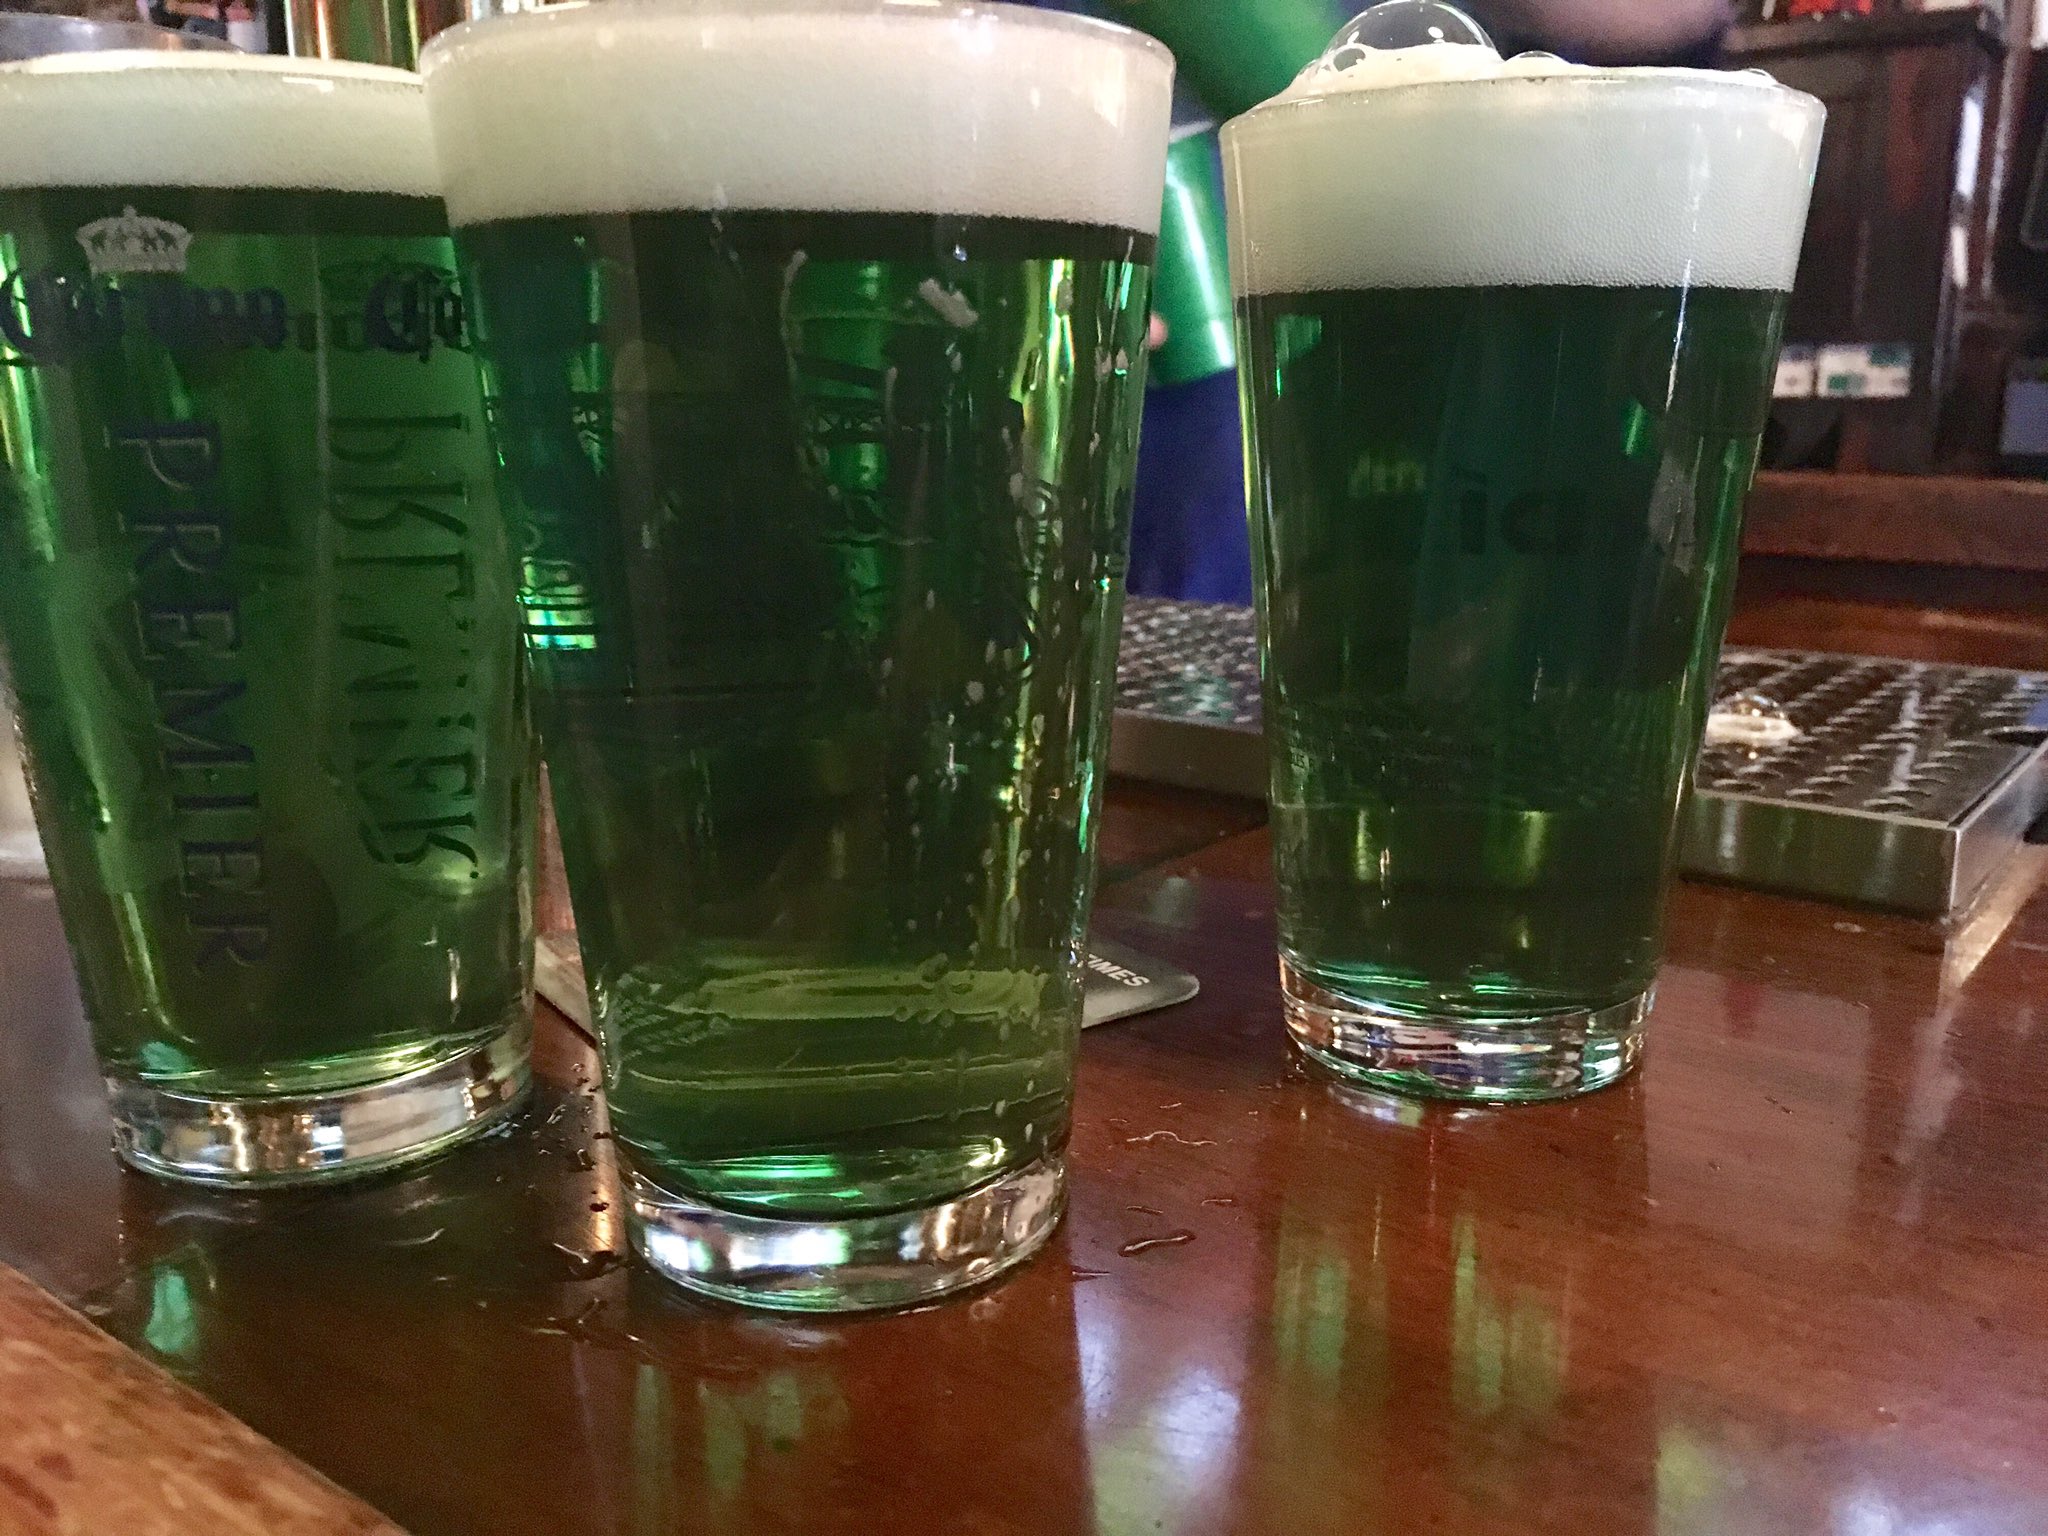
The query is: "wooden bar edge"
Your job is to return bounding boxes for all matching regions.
[0,1262,406,1535]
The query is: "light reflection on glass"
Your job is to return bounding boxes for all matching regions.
[1076,1279,1120,1424]
[636,1218,852,1283]
[1078,1280,1245,1536]
[681,1364,848,1527]
[1654,1420,1727,1533]
[1247,1082,1646,1529]
[1450,1213,1563,1423]
[1271,1195,1363,1393]
[631,1363,677,1536]
[1829,1486,1980,1536]
[141,1261,199,1361]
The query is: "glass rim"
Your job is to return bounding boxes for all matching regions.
[0,44,432,196]
[420,0,1173,77]
[0,13,237,55]
[1224,64,1823,135]
[0,46,419,91]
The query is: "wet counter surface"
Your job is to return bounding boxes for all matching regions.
[2,778,2046,1536]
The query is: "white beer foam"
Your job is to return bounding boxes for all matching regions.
[0,52,434,197]
[1222,45,1824,294]
[1285,38,1583,93]
[421,1,1174,234]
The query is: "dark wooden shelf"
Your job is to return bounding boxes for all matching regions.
[1727,7,2004,59]
[1742,470,2048,573]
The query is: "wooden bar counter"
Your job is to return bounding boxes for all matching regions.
[2,623,2046,1533]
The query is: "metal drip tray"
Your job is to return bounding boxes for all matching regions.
[1111,597,2048,918]
[1113,598,1268,798]
[1686,651,2047,915]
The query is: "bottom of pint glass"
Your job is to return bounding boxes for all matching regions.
[1281,958,1648,1103]
[107,1021,531,1187]
[629,1153,1065,1314]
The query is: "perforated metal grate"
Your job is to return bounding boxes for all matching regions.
[1699,650,2046,823]
[1116,597,1263,729]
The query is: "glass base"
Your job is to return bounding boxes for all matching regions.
[629,1153,1065,1314]
[1281,958,1649,1102]
[107,1022,531,1187]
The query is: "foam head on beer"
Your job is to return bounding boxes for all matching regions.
[1221,8,1825,297]
[0,52,435,197]
[419,0,1173,235]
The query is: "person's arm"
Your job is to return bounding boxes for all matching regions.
[1472,0,1733,64]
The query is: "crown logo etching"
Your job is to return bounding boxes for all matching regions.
[74,207,192,276]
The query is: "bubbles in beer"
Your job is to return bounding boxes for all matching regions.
[1331,1,1491,56]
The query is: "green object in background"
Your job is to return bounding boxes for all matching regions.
[286,0,419,68]
[283,0,473,70]
[1151,121,1237,386]
[1102,0,1344,117]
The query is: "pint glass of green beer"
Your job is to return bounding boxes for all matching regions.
[422,0,1171,1309]
[1222,16,1823,1100]
[0,55,533,1181]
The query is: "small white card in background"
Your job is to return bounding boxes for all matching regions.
[1816,343,1913,400]
[1774,345,1817,399]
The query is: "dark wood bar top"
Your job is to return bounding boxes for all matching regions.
[3,763,2047,1534]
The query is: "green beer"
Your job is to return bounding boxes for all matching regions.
[0,55,532,1181]
[1223,39,1823,1099]
[424,0,1171,1308]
